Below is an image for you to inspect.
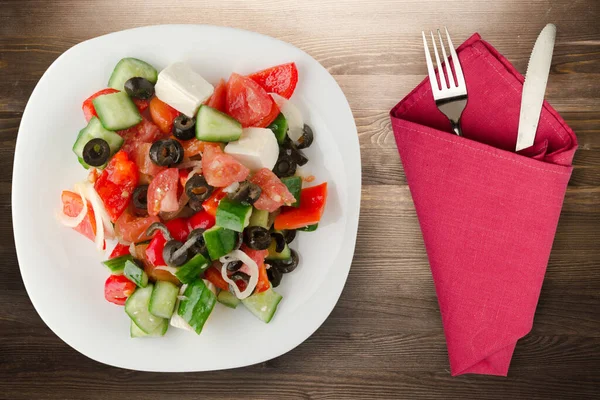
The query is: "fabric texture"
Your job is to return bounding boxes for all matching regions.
[389,34,577,376]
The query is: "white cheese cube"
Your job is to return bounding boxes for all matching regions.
[155,62,214,117]
[224,128,279,171]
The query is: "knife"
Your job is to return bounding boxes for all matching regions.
[516,24,556,152]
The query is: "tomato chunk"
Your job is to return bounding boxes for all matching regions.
[104,275,136,305]
[249,168,296,212]
[61,190,97,242]
[274,183,328,230]
[147,168,180,216]
[94,151,139,222]
[114,208,160,243]
[248,62,298,99]
[149,97,180,133]
[205,78,227,113]
[225,73,278,128]
[82,88,119,122]
[201,144,250,187]
[242,245,270,293]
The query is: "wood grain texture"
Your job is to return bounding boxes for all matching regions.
[1,0,599,399]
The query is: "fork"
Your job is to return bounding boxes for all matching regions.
[422,28,468,136]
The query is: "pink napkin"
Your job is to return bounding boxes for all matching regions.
[390,34,577,376]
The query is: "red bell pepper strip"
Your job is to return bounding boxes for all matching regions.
[274,183,328,230]
[202,188,226,217]
[188,210,215,231]
[109,243,130,259]
[204,267,229,291]
[145,217,190,267]
[94,150,139,222]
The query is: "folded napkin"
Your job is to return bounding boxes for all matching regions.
[390,34,577,376]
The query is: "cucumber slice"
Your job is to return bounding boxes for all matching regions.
[195,105,242,142]
[298,224,318,232]
[93,91,142,130]
[267,113,288,144]
[242,288,282,323]
[266,239,291,261]
[148,280,179,319]
[123,260,148,288]
[125,284,166,334]
[216,198,252,232]
[108,57,158,91]
[101,254,133,274]
[217,290,240,309]
[130,318,169,338]
[177,279,217,334]
[281,176,302,208]
[249,208,269,228]
[175,254,210,284]
[72,117,124,168]
[203,226,238,260]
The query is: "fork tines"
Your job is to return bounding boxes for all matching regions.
[422,27,467,101]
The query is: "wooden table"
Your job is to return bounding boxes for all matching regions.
[1,0,598,398]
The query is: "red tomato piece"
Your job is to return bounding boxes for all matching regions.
[225,73,277,128]
[274,183,328,230]
[204,267,229,291]
[147,168,180,216]
[188,210,216,230]
[249,168,296,212]
[253,98,280,128]
[132,142,166,177]
[61,190,97,242]
[242,245,270,293]
[202,188,226,217]
[133,98,150,113]
[109,243,130,259]
[205,78,227,113]
[201,144,250,187]
[82,88,119,122]
[94,151,139,222]
[248,62,298,100]
[114,208,160,243]
[149,97,180,133]
[104,275,136,305]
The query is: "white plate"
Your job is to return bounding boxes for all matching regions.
[12,25,360,372]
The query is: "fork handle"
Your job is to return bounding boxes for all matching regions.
[451,120,463,137]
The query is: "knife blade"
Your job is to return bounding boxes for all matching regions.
[516,24,556,152]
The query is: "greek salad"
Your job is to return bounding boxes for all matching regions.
[57,58,328,338]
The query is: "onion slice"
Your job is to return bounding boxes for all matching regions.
[56,185,88,228]
[219,250,259,299]
[178,159,203,170]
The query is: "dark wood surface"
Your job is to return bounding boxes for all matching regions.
[1,0,599,398]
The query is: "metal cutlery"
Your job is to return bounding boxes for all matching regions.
[516,24,556,152]
[422,28,468,136]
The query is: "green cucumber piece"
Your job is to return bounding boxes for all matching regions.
[101,254,133,274]
[216,198,252,232]
[177,279,217,334]
[242,288,282,323]
[130,318,168,338]
[217,290,240,309]
[281,176,302,208]
[93,91,142,130]
[175,254,210,284]
[123,260,149,287]
[203,225,238,260]
[108,57,158,91]
[72,117,124,168]
[298,224,318,232]
[267,113,288,144]
[195,105,242,142]
[249,208,270,228]
[148,280,179,319]
[266,239,291,261]
[125,284,166,334]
